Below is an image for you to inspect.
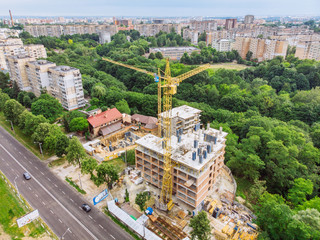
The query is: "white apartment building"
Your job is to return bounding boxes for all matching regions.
[6,55,36,91]
[26,60,56,96]
[295,41,320,61]
[212,39,233,52]
[48,66,85,111]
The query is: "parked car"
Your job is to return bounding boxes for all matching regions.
[23,172,31,180]
[82,204,91,212]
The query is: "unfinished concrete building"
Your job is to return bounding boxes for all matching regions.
[136,106,228,210]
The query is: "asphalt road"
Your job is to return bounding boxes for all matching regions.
[0,126,134,240]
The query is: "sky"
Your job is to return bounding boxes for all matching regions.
[1,0,319,17]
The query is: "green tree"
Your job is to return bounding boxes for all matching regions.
[125,189,129,202]
[69,117,89,132]
[189,211,211,240]
[23,95,32,108]
[0,91,10,111]
[91,84,106,99]
[63,110,86,132]
[135,192,149,211]
[155,52,163,59]
[66,137,87,168]
[24,114,48,136]
[288,178,313,207]
[246,51,253,61]
[3,99,25,124]
[32,122,53,144]
[43,124,64,153]
[148,52,156,60]
[55,134,69,157]
[115,99,131,114]
[81,157,98,177]
[31,94,63,122]
[0,72,9,89]
[96,163,119,188]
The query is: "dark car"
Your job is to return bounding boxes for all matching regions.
[82,204,91,212]
[23,172,31,180]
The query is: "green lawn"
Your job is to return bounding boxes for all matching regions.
[0,176,46,239]
[48,157,66,168]
[0,112,52,160]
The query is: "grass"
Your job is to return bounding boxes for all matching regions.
[0,112,52,160]
[104,208,141,240]
[65,177,86,194]
[48,157,66,168]
[209,62,249,70]
[0,175,47,239]
[104,157,127,172]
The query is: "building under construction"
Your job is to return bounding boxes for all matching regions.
[135,105,227,210]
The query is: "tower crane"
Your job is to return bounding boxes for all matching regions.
[102,57,210,210]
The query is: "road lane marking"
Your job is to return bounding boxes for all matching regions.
[70,199,74,202]
[28,161,32,164]
[11,168,14,172]
[19,152,22,155]
[28,187,31,190]
[6,163,9,166]
[35,194,38,198]
[68,229,72,233]
[47,178,51,182]
[58,219,62,223]
[54,184,58,187]
[24,156,27,159]
[50,210,54,214]
[79,207,82,210]
[110,235,115,240]
[99,224,103,229]
[35,166,38,170]
[89,215,93,219]
[42,201,46,205]
[0,143,99,240]
[40,172,44,175]
[62,191,65,195]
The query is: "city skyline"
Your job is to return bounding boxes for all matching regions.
[1,0,320,17]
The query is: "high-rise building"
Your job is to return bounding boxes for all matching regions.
[136,106,228,210]
[225,19,237,30]
[24,44,47,59]
[212,39,233,52]
[244,15,254,24]
[48,66,85,111]
[295,41,320,61]
[190,20,217,32]
[26,60,56,96]
[6,55,36,91]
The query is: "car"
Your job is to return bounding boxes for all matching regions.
[23,172,31,180]
[82,204,91,212]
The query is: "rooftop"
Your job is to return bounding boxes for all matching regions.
[150,46,199,52]
[49,65,79,72]
[87,108,122,128]
[28,60,55,66]
[160,105,201,120]
[136,127,228,171]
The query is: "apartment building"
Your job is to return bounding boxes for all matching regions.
[244,15,254,24]
[26,60,56,96]
[225,19,237,30]
[149,47,200,60]
[0,38,46,70]
[136,107,228,210]
[190,20,217,32]
[232,37,288,61]
[212,39,233,52]
[206,31,233,46]
[6,55,36,91]
[134,24,182,37]
[48,66,85,111]
[295,41,320,61]
[160,105,201,136]
[183,29,199,45]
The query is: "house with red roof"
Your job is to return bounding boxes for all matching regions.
[87,108,123,137]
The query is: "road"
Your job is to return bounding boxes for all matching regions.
[0,126,134,240]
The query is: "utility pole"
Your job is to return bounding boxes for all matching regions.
[78,173,83,190]
[6,120,15,134]
[14,176,21,201]
[34,142,43,158]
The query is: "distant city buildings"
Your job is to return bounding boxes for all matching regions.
[212,39,233,52]
[244,15,255,24]
[225,19,237,30]
[149,47,200,60]
[295,41,320,61]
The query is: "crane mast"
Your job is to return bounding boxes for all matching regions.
[102,57,210,210]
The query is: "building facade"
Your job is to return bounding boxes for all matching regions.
[212,39,233,52]
[6,55,36,91]
[26,60,56,96]
[244,15,254,24]
[295,41,320,61]
[225,19,237,30]
[136,107,228,209]
[48,66,85,111]
[149,47,200,60]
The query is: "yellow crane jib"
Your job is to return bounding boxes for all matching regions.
[101,57,210,210]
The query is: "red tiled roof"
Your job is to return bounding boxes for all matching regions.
[87,108,122,128]
[131,114,157,125]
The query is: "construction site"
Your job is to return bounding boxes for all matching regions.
[84,58,259,239]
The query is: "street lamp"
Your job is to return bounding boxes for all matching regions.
[34,142,43,158]
[14,176,21,201]
[6,120,15,134]
[61,227,70,240]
